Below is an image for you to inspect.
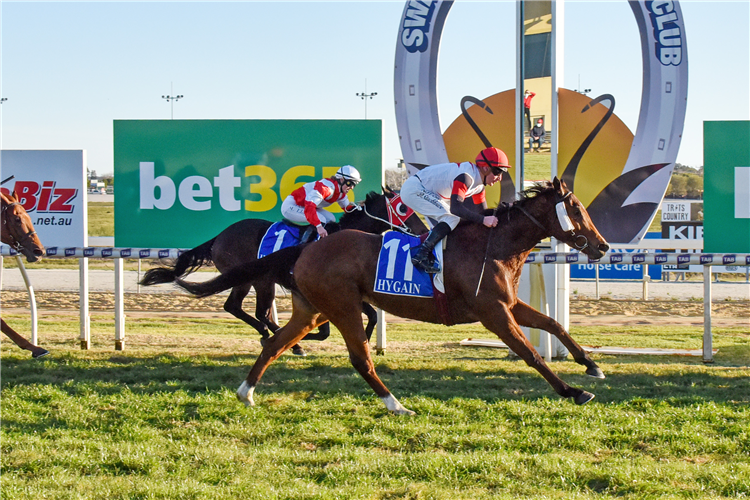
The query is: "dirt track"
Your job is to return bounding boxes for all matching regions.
[2,290,748,328]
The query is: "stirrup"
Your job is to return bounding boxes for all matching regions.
[411,254,441,274]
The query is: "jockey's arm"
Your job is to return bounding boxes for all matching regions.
[449,174,485,224]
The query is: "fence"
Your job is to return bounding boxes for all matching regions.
[2,241,748,363]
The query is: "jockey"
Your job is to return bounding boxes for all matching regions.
[400,147,511,274]
[280,165,362,240]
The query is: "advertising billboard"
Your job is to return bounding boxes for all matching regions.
[0,150,87,248]
[114,120,381,248]
[703,121,750,253]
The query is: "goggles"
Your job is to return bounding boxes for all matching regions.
[489,166,508,176]
[342,179,358,188]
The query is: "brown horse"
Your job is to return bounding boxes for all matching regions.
[1,190,49,358]
[176,178,609,413]
[141,187,427,355]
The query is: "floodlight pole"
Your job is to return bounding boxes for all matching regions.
[356,79,377,119]
[161,82,183,119]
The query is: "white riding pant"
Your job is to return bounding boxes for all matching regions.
[400,175,460,230]
[280,196,336,227]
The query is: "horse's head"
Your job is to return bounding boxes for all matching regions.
[339,187,428,236]
[1,191,45,262]
[548,177,609,259]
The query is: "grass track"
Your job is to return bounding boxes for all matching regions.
[2,315,749,499]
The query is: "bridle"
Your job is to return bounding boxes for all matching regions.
[1,200,39,254]
[513,190,590,252]
[362,193,421,237]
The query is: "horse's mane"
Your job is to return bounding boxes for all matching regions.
[492,180,555,218]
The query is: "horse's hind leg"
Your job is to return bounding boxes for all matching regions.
[323,301,413,415]
[1,318,49,358]
[480,307,594,405]
[223,284,271,341]
[254,281,307,356]
[237,292,325,406]
[511,300,604,379]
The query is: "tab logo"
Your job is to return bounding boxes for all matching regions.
[723,255,737,265]
[677,254,691,264]
[83,248,95,257]
[565,254,579,263]
[139,249,151,258]
[633,254,646,264]
[102,248,113,258]
[158,249,170,258]
[655,254,668,264]
[609,254,624,264]
[699,254,713,264]
[65,248,76,257]
[120,249,132,258]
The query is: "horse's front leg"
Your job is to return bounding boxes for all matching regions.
[479,304,594,405]
[511,300,604,379]
[1,319,49,358]
[237,293,324,406]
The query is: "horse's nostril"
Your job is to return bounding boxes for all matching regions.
[599,243,610,253]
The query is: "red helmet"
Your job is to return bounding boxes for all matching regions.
[475,147,510,171]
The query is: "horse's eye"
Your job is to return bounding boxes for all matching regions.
[396,203,408,216]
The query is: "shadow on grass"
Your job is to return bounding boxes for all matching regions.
[2,350,748,406]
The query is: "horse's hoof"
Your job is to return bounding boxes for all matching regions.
[237,381,255,407]
[394,407,416,416]
[292,346,307,357]
[32,349,49,359]
[586,366,605,379]
[574,391,595,405]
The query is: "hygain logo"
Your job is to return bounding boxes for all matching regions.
[400,0,436,53]
[647,0,684,65]
[139,162,351,212]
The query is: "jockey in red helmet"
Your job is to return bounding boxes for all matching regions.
[400,147,511,274]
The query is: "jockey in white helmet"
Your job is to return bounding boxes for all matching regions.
[280,165,362,239]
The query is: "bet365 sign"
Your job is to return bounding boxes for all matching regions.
[703,121,750,253]
[114,120,381,248]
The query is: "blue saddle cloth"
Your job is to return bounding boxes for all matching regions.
[258,221,316,259]
[374,231,434,298]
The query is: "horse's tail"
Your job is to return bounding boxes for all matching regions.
[174,245,303,298]
[140,238,216,286]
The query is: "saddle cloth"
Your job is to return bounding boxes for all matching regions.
[257,221,317,259]
[374,231,444,298]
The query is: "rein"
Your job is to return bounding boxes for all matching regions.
[362,197,420,237]
[1,201,38,253]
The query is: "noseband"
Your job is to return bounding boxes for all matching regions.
[2,201,39,253]
[514,191,590,252]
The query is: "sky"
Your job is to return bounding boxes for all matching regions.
[1,0,748,177]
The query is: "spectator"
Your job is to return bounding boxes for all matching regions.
[529,118,545,152]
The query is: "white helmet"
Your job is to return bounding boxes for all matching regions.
[335,165,362,185]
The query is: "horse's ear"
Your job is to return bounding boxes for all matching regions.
[383,185,395,197]
[552,177,565,194]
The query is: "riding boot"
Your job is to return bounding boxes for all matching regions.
[411,222,452,274]
[300,225,316,244]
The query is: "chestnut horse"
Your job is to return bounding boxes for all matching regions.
[141,187,427,355]
[176,179,609,413]
[1,190,49,358]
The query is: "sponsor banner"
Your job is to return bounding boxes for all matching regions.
[114,120,381,248]
[0,150,87,247]
[394,0,688,243]
[703,121,750,253]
